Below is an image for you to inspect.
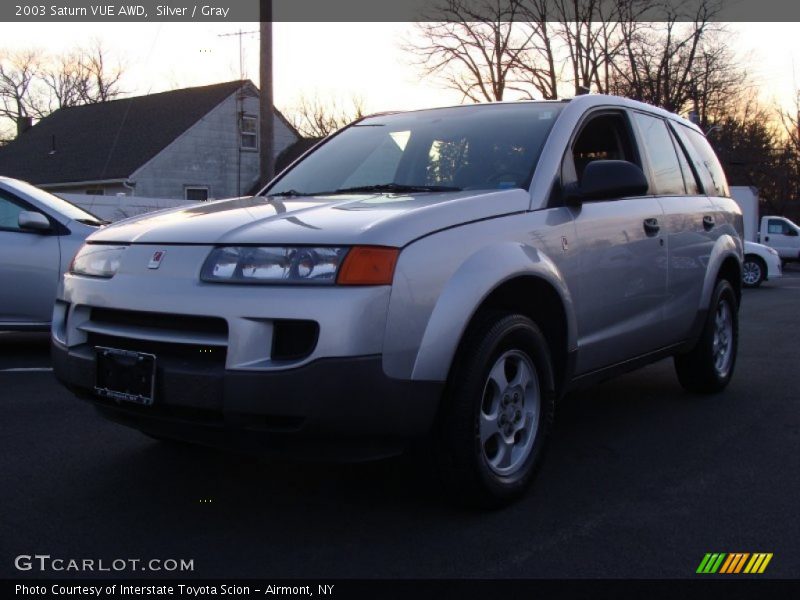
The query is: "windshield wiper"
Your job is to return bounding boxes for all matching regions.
[326,183,462,195]
[266,183,462,198]
[75,218,109,226]
[267,189,309,197]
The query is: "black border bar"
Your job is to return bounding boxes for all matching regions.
[6,579,800,600]
[2,0,800,23]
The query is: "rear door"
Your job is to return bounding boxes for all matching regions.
[630,113,717,345]
[0,190,61,326]
[565,110,668,374]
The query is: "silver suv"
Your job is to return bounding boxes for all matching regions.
[53,95,743,505]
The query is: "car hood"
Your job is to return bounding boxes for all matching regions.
[744,240,776,256]
[88,189,531,247]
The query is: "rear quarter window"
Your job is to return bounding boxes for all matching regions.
[674,124,730,198]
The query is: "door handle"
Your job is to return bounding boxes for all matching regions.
[643,217,660,235]
[764,236,770,242]
[702,215,715,231]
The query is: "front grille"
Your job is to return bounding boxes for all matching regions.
[86,333,226,368]
[90,308,227,336]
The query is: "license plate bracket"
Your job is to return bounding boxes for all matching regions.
[95,347,156,406]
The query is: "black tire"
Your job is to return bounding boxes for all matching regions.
[435,311,556,507]
[674,279,739,394]
[742,255,765,288]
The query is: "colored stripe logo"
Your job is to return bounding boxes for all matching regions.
[696,553,773,574]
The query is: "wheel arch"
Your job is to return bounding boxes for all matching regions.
[452,276,573,397]
[701,234,743,308]
[407,242,577,394]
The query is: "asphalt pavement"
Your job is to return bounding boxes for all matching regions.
[2,269,799,579]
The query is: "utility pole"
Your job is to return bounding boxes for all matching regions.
[259,0,275,185]
[219,28,257,196]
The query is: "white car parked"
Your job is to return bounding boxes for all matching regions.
[743,241,781,288]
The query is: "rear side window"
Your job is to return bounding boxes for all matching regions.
[674,124,729,198]
[631,112,685,195]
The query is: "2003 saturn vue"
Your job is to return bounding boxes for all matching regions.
[53,95,743,505]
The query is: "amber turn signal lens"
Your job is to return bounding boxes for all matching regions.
[337,246,400,285]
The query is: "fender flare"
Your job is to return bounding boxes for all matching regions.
[408,242,577,382]
[699,234,743,310]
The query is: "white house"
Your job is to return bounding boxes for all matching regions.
[0,80,299,200]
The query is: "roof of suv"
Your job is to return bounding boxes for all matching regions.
[359,94,703,135]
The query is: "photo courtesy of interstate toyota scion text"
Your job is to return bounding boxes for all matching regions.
[52,95,744,506]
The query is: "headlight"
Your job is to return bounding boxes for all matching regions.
[201,246,347,284]
[70,244,127,278]
[201,246,399,285]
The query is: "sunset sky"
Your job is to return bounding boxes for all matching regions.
[2,22,798,119]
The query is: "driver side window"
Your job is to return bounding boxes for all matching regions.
[0,193,25,231]
[568,112,638,185]
[768,219,790,235]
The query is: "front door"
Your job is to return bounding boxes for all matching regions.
[0,192,60,326]
[565,110,668,375]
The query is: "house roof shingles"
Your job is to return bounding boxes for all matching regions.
[0,80,266,185]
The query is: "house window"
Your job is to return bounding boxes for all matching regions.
[185,186,209,201]
[85,187,104,195]
[240,115,258,149]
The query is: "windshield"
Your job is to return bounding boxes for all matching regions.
[263,103,564,197]
[7,179,104,223]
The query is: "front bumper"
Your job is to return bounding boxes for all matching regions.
[52,342,443,460]
[53,244,444,459]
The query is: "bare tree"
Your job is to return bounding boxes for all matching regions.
[0,40,124,139]
[779,90,800,154]
[552,0,617,96]
[0,48,43,123]
[39,50,86,112]
[511,0,561,99]
[285,94,366,138]
[609,0,728,115]
[406,0,652,101]
[76,40,124,103]
[407,0,537,102]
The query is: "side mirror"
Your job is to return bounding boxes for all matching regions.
[566,160,649,203]
[18,211,52,232]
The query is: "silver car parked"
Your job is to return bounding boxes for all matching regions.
[52,95,743,505]
[0,177,104,330]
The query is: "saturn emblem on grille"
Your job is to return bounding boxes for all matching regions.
[148,250,166,269]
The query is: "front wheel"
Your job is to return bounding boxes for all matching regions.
[674,279,739,394]
[435,312,555,507]
[742,255,765,288]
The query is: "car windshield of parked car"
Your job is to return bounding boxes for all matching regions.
[263,103,564,197]
[9,180,105,224]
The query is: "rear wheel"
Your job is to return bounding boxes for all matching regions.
[435,312,555,507]
[742,255,765,288]
[674,279,738,394]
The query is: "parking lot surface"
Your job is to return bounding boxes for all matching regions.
[2,269,799,578]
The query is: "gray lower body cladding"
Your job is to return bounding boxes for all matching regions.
[52,342,443,461]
